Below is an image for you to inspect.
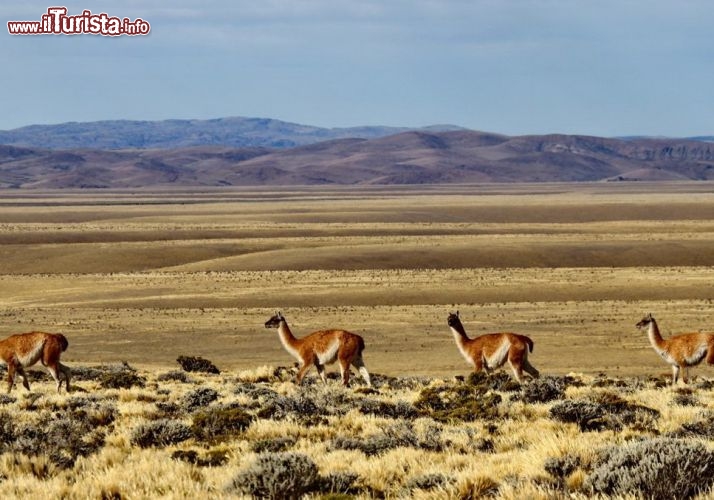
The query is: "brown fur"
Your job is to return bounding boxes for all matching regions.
[636,313,714,385]
[0,331,71,393]
[447,311,539,383]
[265,312,371,387]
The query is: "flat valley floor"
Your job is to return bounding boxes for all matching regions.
[0,182,713,379]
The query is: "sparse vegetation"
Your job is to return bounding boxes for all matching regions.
[0,364,710,497]
[0,185,712,498]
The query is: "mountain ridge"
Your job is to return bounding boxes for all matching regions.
[1,128,713,188]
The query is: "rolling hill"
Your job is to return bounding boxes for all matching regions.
[1,128,713,188]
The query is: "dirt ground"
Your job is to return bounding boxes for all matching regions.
[0,182,712,378]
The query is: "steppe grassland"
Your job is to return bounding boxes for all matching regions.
[0,183,712,377]
[0,183,713,498]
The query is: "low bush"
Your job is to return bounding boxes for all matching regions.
[586,437,714,498]
[414,379,502,423]
[157,370,194,383]
[182,387,219,411]
[229,452,319,500]
[252,436,297,453]
[99,364,146,390]
[330,422,443,456]
[192,405,253,442]
[6,411,106,469]
[404,473,455,492]
[520,376,578,403]
[131,419,192,448]
[176,356,220,374]
[171,449,228,467]
[549,394,659,432]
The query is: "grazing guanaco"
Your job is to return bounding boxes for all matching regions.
[0,331,71,393]
[264,312,371,387]
[446,311,539,383]
[636,313,714,385]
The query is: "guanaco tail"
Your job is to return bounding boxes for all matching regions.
[447,311,539,383]
[0,331,71,393]
[264,312,371,387]
[636,313,714,385]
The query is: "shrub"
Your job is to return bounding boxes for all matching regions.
[131,419,192,448]
[467,371,521,392]
[549,395,659,432]
[404,473,454,492]
[414,380,502,423]
[544,454,581,482]
[669,415,714,439]
[257,394,324,425]
[182,387,219,411]
[0,395,16,405]
[313,472,359,496]
[672,388,699,407]
[329,422,442,456]
[520,376,576,403]
[586,437,714,499]
[157,370,194,383]
[9,412,106,469]
[172,449,228,467]
[176,356,220,374]
[252,437,297,453]
[355,397,419,420]
[229,452,319,500]
[99,365,146,390]
[66,365,105,381]
[192,405,253,442]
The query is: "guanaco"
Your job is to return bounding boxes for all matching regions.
[0,331,71,393]
[264,312,371,387]
[636,313,714,385]
[447,311,539,383]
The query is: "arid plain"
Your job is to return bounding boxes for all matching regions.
[0,182,713,380]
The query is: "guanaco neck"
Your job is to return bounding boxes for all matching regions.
[449,321,470,345]
[646,319,667,350]
[277,320,301,350]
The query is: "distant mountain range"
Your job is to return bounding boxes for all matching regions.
[0,117,465,150]
[0,118,712,188]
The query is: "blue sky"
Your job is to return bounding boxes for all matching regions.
[2,1,712,136]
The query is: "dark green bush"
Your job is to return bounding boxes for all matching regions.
[99,365,146,390]
[192,405,253,442]
[586,437,714,499]
[8,412,106,469]
[329,422,442,456]
[171,449,228,467]
[520,376,577,403]
[131,419,192,448]
[176,356,220,374]
[549,394,659,432]
[157,370,194,383]
[252,437,297,453]
[229,452,319,500]
[404,473,455,492]
[414,380,502,423]
[182,387,219,411]
[544,454,581,482]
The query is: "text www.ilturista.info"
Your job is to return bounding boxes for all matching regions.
[8,7,150,36]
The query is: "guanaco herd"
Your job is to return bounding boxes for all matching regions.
[1,312,712,393]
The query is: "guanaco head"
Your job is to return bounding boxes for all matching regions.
[264,311,285,329]
[447,311,463,330]
[636,313,655,330]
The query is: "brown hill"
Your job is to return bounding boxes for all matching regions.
[1,131,713,188]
